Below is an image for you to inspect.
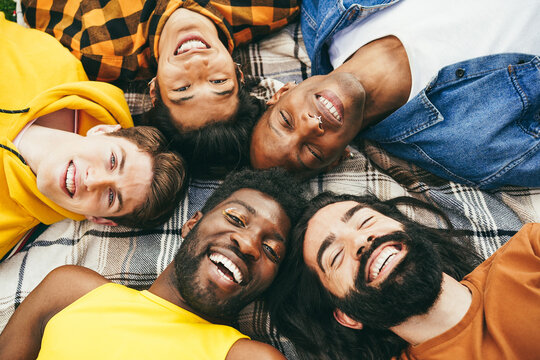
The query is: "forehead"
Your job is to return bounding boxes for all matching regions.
[305,201,361,242]
[215,189,289,221]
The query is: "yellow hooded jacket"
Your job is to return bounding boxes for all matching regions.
[0,14,133,259]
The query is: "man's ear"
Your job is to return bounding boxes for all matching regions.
[266,82,297,106]
[181,211,203,238]
[86,216,118,227]
[148,77,157,106]
[333,309,364,330]
[237,68,245,84]
[86,124,122,136]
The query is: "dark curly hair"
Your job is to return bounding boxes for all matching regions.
[139,71,266,179]
[267,192,483,360]
[201,168,306,226]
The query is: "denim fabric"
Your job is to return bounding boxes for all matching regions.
[301,0,401,75]
[361,54,540,189]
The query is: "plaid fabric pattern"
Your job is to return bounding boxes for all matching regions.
[1,23,539,359]
[21,0,299,84]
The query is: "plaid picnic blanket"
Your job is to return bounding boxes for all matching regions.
[1,22,539,359]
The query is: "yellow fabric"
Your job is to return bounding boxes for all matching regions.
[402,223,540,359]
[38,283,249,359]
[0,14,133,258]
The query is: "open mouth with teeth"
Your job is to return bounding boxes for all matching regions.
[315,90,345,128]
[209,253,244,285]
[367,243,403,283]
[174,36,210,55]
[65,161,76,197]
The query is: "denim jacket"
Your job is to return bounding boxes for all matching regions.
[301,0,401,75]
[361,53,540,189]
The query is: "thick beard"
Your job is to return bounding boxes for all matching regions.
[333,232,443,329]
[173,223,255,320]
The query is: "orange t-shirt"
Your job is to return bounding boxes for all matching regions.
[402,223,540,360]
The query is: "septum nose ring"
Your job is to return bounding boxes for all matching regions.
[315,115,322,128]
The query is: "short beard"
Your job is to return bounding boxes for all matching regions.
[173,222,255,320]
[332,232,443,330]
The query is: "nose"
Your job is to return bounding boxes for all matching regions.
[85,168,113,191]
[183,53,209,70]
[302,112,325,136]
[231,231,261,262]
[348,231,375,260]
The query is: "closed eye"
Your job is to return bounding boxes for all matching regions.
[280,111,292,128]
[307,145,322,162]
[359,216,374,229]
[330,248,342,268]
[263,243,280,263]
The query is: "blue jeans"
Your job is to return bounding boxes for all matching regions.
[362,53,540,189]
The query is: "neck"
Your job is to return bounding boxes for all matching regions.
[333,35,411,129]
[148,262,230,325]
[17,109,77,173]
[17,125,70,174]
[390,273,472,346]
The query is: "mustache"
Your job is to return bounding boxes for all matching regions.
[356,231,410,286]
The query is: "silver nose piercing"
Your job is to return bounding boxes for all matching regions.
[316,115,322,126]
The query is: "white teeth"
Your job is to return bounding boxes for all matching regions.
[177,40,207,54]
[209,253,243,284]
[370,246,399,281]
[318,96,341,121]
[66,162,75,196]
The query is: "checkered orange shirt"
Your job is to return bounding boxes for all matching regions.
[22,0,299,84]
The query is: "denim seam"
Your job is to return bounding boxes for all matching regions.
[376,93,441,142]
[432,67,507,89]
[478,140,540,188]
[404,141,476,186]
[507,64,533,136]
[301,6,316,29]
[432,57,537,90]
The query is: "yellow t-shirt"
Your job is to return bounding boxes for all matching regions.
[38,283,249,359]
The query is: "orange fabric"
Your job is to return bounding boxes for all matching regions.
[402,223,540,360]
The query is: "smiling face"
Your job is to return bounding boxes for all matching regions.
[303,201,443,329]
[303,201,405,298]
[35,132,153,220]
[175,189,291,319]
[250,73,366,175]
[155,8,239,131]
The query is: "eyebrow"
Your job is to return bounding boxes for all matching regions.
[169,89,234,105]
[225,199,257,215]
[316,233,336,274]
[341,204,364,223]
[170,95,195,105]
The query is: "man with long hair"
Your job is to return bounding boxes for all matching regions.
[269,192,540,359]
